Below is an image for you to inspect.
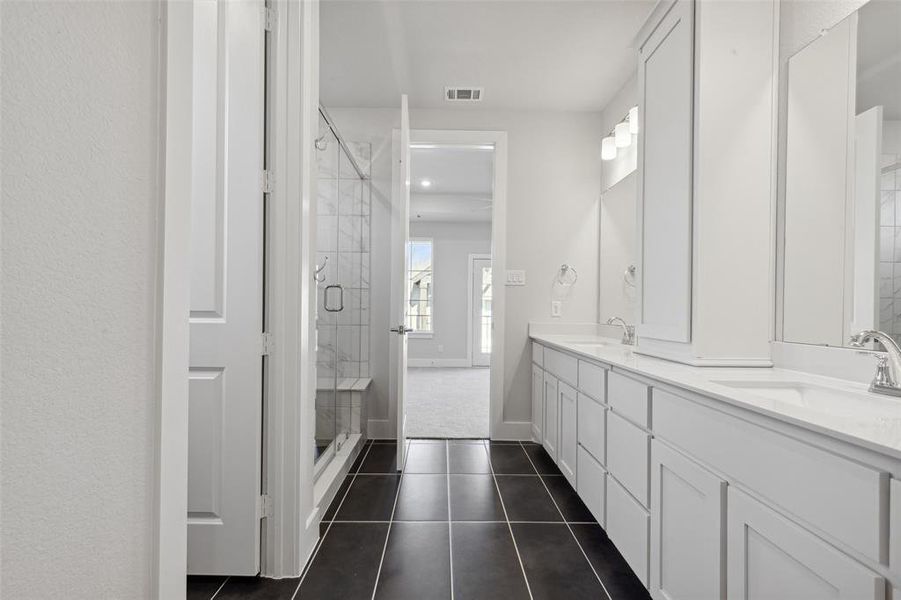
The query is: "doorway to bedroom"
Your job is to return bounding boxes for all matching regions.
[405,142,495,438]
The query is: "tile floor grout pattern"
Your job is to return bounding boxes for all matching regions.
[188,438,651,600]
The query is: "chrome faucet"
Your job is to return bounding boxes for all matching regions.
[606,317,635,346]
[849,329,901,397]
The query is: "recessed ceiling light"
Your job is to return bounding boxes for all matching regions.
[420,179,432,188]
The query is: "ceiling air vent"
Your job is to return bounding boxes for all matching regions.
[445,87,483,102]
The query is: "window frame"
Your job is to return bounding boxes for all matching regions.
[406,237,434,338]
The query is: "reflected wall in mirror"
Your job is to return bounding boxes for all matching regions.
[781,0,901,347]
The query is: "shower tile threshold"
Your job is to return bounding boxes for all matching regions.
[187,439,650,600]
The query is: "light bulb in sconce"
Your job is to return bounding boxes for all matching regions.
[614,122,631,148]
[629,106,638,135]
[601,136,617,161]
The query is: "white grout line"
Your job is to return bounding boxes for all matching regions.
[369,440,411,600]
[488,440,535,600]
[208,575,230,600]
[518,442,613,600]
[290,441,375,600]
[446,440,455,600]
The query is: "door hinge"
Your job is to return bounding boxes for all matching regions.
[264,7,277,31]
[258,494,273,519]
[262,169,274,194]
[261,332,274,356]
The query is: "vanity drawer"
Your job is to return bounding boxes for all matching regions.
[577,392,605,464]
[607,410,650,507]
[654,388,889,563]
[578,360,606,402]
[607,473,650,586]
[891,479,900,577]
[532,342,544,367]
[544,348,578,387]
[578,445,606,526]
[608,371,651,428]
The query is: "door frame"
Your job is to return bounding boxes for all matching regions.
[390,129,509,439]
[467,253,492,367]
[154,0,320,593]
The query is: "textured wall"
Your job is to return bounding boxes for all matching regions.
[1,2,162,597]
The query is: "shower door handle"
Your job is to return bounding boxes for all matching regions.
[324,284,344,312]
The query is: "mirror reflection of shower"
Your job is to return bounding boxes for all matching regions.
[313,104,372,476]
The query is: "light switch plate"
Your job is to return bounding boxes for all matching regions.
[551,301,562,317]
[505,269,526,286]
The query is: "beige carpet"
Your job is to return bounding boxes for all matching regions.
[406,367,490,438]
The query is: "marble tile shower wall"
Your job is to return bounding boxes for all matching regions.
[317,141,372,381]
[879,152,901,340]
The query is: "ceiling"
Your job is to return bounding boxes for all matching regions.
[410,146,494,222]
[319,0,654,112]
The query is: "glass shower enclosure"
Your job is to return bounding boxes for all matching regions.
[314,106,371,472]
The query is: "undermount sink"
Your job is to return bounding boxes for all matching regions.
[709,379,901,419]
[566,342,607,351]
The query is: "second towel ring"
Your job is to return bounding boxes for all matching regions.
[555,264,578,286]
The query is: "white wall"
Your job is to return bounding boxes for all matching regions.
[329,108,602,429]
[1,2,163,597]
[408,221,491,363]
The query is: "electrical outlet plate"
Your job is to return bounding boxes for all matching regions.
[551,301,562,317]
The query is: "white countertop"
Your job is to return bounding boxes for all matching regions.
[531,333,901,461]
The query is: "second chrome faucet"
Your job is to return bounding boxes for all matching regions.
[606,317,635,346]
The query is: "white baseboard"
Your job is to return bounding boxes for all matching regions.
[491,420,533,441]
[407,358,473,368]
[367,418,392,439]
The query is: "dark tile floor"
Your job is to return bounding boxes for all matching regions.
[187,439,650,600]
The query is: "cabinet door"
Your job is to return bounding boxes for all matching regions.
[543,373,558,461]
[727,488,886,600]
[577,392,605,465]
[637,0,693,342]
[578,445,606,526]
[650,441,725,600]
[608,474,650,586]
[531,364,544,442]
[558,381,578,487]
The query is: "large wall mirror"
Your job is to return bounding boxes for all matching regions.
[781,0,901,347]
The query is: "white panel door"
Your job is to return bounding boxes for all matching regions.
[650,440,725,600]
[188,0,265,576]
[543,373,559,461]
[392,94,411,470]
[558,381,578,487]
[727,488,885,600]
[637,0,693,343]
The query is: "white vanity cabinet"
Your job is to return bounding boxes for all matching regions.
[892,479,901,579]
[531,362,543,443]
[727,488,886,600]
[636,0,693,345]
[528,338,900,595]
[542,372,558,461]
[634,0,777,365]
[558,381,578,486]
[650,440,725,600]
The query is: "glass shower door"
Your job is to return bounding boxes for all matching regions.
[314,117,339,467]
